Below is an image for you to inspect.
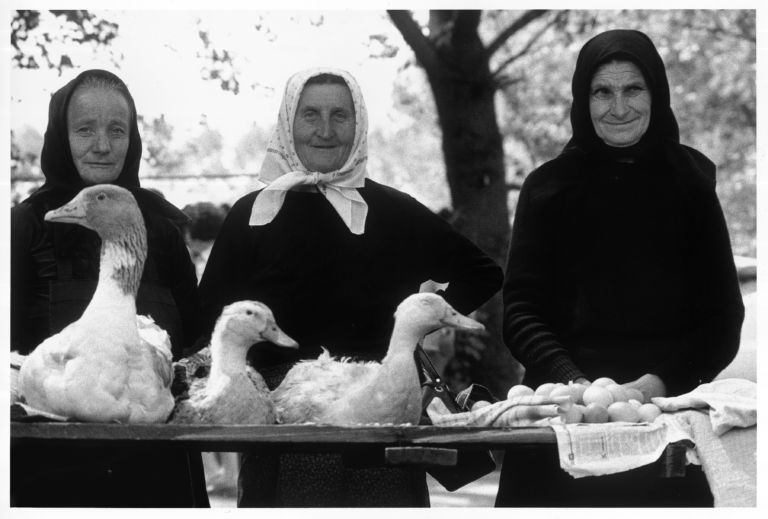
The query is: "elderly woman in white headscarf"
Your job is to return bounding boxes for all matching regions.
[198,68,502,507]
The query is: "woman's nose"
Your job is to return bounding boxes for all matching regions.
[316,117,333,139]
[93,132,111,153]
[611,95,630,117]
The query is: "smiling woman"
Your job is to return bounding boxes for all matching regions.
[588,61,651,148]
[198,67,503,507]
[293,74,356,173]
[498,28,744,508]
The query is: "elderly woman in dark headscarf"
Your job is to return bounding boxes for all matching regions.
[11,69,207,507]
[497,30,744,507]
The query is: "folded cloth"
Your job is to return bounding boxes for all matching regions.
[652,378,756,435]
[426,394,568,427]
[550,420,692,479]
[664,409,756,507]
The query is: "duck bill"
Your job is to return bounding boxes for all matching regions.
[440,312,485,331]
[263,324,299,349]
[44,199,87,225]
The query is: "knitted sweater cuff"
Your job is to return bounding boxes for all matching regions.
[546,354,586,384]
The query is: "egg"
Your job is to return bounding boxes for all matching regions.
[607,401,640,423]
[637,403,662,423]
[506,384,535,400]
[582,403,609,423]
[582,385,614,408]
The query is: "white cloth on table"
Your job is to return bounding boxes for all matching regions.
[651,378,757,507]
[652,378,756,435]
[426,394,566,427]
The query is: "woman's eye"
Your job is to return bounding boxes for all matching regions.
[75,127,93,135]
[332,111,349,122]
[591,87,611,99]
[302,110,318,121]
[110,127,127,136]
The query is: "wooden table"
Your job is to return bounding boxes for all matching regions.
[10,422,687,477]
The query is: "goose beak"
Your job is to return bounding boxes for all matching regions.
[263,322,299,349]
[440,312,485,332]
[45,199,87,224]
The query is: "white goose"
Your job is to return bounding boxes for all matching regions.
[169,300,298,424]
[18,185,175,423]
[272,293,484,426]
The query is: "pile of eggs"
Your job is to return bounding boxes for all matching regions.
[505,377,663,424]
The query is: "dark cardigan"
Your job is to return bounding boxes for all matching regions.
[502,147,744,396]
[199,178,503,369]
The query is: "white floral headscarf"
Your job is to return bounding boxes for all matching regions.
[249,67,369,234]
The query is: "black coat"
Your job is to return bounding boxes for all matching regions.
[199,178,503,369]
[10,68,207,508]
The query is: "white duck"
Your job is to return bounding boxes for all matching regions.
[272,293,484,426]
[18,185,175,423]
[169,300,298,424]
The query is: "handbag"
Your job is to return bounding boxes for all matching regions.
[415,344,498,491]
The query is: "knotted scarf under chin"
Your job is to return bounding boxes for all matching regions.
[248,170,368,235]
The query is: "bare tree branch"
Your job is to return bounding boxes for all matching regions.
[388,10,439,71]
[485,9,549,58]
[491,11,567,79]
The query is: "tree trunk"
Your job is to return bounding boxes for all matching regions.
[391,10,524,397]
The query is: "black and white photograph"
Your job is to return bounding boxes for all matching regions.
[3,2,761,514]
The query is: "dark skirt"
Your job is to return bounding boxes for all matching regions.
[11,444,210,507]
[237,362,430,508]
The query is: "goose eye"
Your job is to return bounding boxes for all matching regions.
[97,193,107,201]
[246,310,253,316]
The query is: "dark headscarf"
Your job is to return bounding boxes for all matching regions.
[562,29,714,187]
[24,69,187,223]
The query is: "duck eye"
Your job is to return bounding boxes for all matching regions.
[246,310,253,316]
[97,193,107,201]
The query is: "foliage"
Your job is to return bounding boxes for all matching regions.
[138,115,184,175]
[11,10,119,73]
[390,9,756,256]
[493,10,756,255]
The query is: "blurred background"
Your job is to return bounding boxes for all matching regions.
[9,7,756,406]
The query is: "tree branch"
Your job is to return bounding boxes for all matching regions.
[491,11,566,79]
[485,10,549,58]
[388,10,439,71]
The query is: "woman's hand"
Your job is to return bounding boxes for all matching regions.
[623,374,667,401]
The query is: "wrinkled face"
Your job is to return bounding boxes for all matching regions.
[589,60,652,148]
[293,83,355,173]
[67,86,131,185]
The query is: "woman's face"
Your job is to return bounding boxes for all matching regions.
[293,82,355,173]
[589,60,652,148]
[67,86,131,185]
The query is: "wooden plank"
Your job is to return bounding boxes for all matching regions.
[10,422,687,477]
[10,423,556,451]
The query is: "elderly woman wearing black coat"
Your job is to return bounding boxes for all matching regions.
[11,69,208,507]
[498,29,744,507]
[199,67,503,507]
